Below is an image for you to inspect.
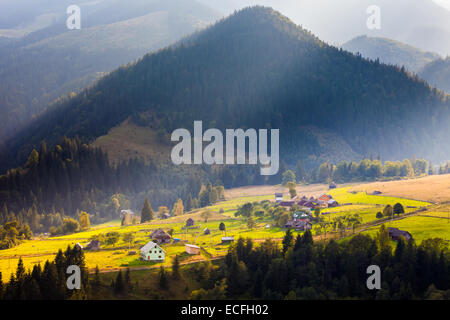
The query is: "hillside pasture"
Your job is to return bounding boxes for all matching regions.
[361,215,450,243]
[349,174,450,203]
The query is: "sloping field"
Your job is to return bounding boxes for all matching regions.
[225,183,344,200]
[350,174,450,203]
[362,215,450,243]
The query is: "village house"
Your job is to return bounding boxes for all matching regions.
[388,227,413,241]
[327,199,339,207]
[292,211,310,220]
[140,241,165,261]
[120,209,135,218]
[161,212,171,219]
[85,240,101,251]
[150,228,172,244]
[275,193,283,203]
[279,200,296,208]
[185,244,201,255]
[222,236,234,244]
[329,182,337,189]
[203,228,211,235]
[318,194,332,202]
[186,218,195,227]
[284,219,312,231]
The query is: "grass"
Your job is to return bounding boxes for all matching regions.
[0,181,445,279]
[349,174,450,203]
[329,187,431,207]
[361,215,450,242]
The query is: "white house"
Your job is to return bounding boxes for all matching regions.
[275,193,283,203]
[140,241,165,261]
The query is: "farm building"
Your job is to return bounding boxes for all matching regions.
[329,182,337,189]
[279,200,295,208]
[85,240,101,251]
[161,212,171,219]
[140,241,165,261]
[298,199,319,209]
[327,199,339,207]
[388,227,413,241]
[203,228,211,235]
[318,194,333,202]
[372,190,382,195]
[120,209,135,218]
[292,212,310,220]
[275,193,283,202]
[186,218,195,227]
[284,219,312,231]
[74,243,83,250]
[222,236,234,244]
[185,244,201,255]
[150,229,172,244]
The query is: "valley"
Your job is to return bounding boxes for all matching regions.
[1,175,448,280]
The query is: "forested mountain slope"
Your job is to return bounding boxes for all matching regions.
[3,6,450,172]
[419,57,450,93]
[342,35,440,72]
[0,0,219,141]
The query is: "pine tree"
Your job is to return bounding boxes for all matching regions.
[282,229,293,255]
[0,271,3,299]
[140,198,154,223]
[93,265,101,288]
[172,255,180,279]
[124,268,131,292]
[159,266,168,289]
[114,270,124,294]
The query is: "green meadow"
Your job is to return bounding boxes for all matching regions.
[0,184,445,279]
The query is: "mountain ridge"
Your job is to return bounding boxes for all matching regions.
[2,6,449,172]
[342,35,441,72]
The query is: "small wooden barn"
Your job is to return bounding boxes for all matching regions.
[85,240,101,251]
[186,218,195,227]
[150,229,171,244]
[203,228,211,235]
[185,244,201,255]
[221,236,234,244]
[388,227,413,241]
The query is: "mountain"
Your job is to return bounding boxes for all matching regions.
[419,57,450,93]
[342,35,440,72]
[0,0,219,141]
[208,0,450,56]
[2,6,450,172]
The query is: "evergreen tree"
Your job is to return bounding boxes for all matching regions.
[140,198,154,223]
[282,229,293,255]
[159,266,168,289]
[114,270,124,294]
[172,255,180,279]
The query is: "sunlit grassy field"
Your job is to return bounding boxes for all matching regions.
[329,187,430,207]
[361,216,450,242]
[0,183,443,279]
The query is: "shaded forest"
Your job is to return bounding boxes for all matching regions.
[3,6,450,173]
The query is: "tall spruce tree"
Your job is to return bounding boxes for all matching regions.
[140,198,154,223]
